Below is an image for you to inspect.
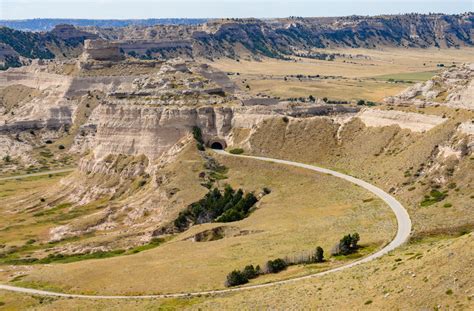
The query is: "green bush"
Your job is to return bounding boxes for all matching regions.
[265,258,287,273]
[242,264,260,279]
[192,126,204,144]
[225,270,248,287]
[229,148,244,155]
[332,233,360,255]
[196,142,205,151]
[420,189,447,206]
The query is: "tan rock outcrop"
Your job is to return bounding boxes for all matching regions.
[80,39,124,62]
[357,109,446,133]
[385,63,473,110]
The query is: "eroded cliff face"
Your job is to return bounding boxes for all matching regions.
[1,57,472,256]
[385,63,474,110]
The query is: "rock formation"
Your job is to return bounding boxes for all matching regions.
[385,63,474,110]
[80,39,124,62]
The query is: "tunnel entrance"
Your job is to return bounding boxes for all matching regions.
[210,142,224,150]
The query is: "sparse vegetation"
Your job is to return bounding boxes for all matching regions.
[192,126,205,151]
[420,189,447,207]
[229,148,244,155]
[3,238,165,265]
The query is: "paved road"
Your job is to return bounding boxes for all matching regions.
[0,151,411,299]
[0,168,75,181]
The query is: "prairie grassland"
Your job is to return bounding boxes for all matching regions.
[0,173,73,243]
[8,153,395,295]
[211,48,474,77]
[209,47,474,101]
[0,233,470,310]
[242,78,407,102]
[188,232,474,310]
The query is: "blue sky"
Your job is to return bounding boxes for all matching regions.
[1,0,472,19]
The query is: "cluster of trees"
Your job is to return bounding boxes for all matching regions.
[0,27,55,61]
[225,246,325,287]
[331,233,360,256]
[174,185,258,231]
[192,126,205,151]
[0,55,22,70]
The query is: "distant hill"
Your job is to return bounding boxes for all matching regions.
[0,18,208,32]
[0,13,473,70]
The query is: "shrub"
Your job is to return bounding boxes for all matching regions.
[332,233,360,256]
[420,189,447,206]
[196,142,205,151]
[58,145,65,150]
[265,258,287,273]
[225,270,248,287]
[229,148,244,155]
[314,246,324,263]
[192,126,204,144]
[282,116,289,123]
[242,264,260,279]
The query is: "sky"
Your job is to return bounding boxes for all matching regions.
[1,0,472,20]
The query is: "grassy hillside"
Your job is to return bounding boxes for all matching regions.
[243,107,473,237]
[2,151,395,295]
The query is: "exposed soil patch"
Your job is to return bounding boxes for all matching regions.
[185,226,264,242]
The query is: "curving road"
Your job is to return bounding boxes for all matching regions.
[0,151,411,299]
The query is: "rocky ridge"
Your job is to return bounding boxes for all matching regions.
[1,13,473,69]
[385,63,474,110]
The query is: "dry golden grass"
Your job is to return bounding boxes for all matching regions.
[187,232,474,310]
[0,173,72,245]
[0,233,470,310]
[244,78,407,102]
[211,48,474,78]
[8,152,395,295]
[240,108,474,241]
[209,47,474,101]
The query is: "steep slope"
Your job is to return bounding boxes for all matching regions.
[0,25,96,69]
